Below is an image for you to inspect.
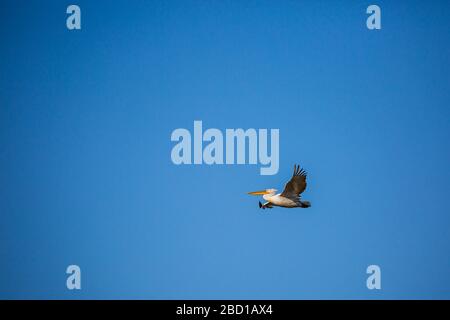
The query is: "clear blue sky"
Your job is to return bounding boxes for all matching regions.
[0,0,449,299]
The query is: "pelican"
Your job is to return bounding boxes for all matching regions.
[248,165,311,209]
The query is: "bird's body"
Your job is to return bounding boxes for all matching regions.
[263,193,299,207]
[248,165,311,209]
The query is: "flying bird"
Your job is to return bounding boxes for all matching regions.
[248,165,311,209]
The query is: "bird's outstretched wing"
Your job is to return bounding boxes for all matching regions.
[280,165,307,199]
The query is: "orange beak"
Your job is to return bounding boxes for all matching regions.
[247,190,270,195]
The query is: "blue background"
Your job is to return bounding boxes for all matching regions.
[1,0,449,299]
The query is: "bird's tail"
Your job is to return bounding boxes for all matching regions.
[300,201,311,208]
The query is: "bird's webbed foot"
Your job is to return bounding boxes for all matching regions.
[259,201,273,209]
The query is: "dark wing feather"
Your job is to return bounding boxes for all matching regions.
[280,165,307,199]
